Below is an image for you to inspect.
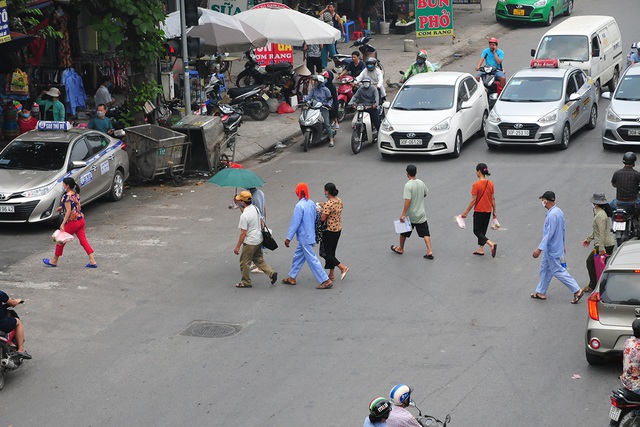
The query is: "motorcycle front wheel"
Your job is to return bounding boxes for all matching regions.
[236,70,258,87]
[248,98,270,121]
[303,131,312,152]
[338,100,346,122]
[351,124,363,154]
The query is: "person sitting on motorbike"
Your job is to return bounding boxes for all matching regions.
[629,42,640,67]
[338,51,366,79]
[364,397,392,427]
[610,152,640,210]
[400,50,434,84]
[355,57,386,102]
[322,70,340,129]
[0,291,30,359]
[349,76,380,135]
[303,74,335,147]
[475,37,506,89]
[387,384,421,427]
[622,319,640,395]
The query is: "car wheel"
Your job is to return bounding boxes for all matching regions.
[450,131,462,158]
[545,8,554,26]
[559,123,570,150]
[608,67,620,93]
[108,170,124,201]
[587,104,598,130]
[477,110,488,137]
[564,0,573,16]
[585,350,605,365]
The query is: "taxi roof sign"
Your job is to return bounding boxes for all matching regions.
[530,59,559,69]
[37,121,73,131]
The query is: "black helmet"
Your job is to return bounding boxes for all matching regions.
[633,319,640,338]
[623,152,637,165]
[369,397,392,418]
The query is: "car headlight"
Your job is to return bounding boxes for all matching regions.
[538,109,558,124]
[533,0,547,6]
[606,108,621,123]
[431,118,451,132]
[488,109,501,123]
[381,118,394,132]
[21,181,57,198]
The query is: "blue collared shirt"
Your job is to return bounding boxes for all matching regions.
[538,205,565,258]
[286,198,317,245]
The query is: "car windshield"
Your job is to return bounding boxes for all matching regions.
[615,75,640,101]
[0,140,68,171]
[500,77,564,102]
[537,35,589,62]
[392,85,454,111]
[600,272,640,305]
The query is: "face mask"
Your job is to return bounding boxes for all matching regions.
[366,64,375,70]
[416,59,425,65]
[363,82,371,88]
[97,111,106,118]
[21,113,30,118]
[324,193,329,199]
[541,200,546,207]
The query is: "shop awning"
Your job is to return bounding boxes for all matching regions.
[0,31,36,54]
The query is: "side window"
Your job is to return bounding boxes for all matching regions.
[574,71,586,89]
[458,82,469,103]
[592,35,600,56]
[464,78,478,97]
[86,133,108,156]
[69,139,90,162]
[566,74,578,97]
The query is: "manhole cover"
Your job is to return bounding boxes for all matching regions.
[179,321,242,338]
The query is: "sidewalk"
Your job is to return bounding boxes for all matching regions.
[230,2,509,165]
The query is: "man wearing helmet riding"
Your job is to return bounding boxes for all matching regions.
[304,74,335,147]
[355,56,386,101]
[622,319,640,395]
[475,37,506,89]
[400,50,434,84]
[610,152,640,210]
[388,384,421,427]
[349,76,380,135]
[364,397,392,427]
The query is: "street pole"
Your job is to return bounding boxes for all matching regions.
[180,0,192,115]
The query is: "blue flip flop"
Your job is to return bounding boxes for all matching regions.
[42,258,57,267]
[85,263,98,268]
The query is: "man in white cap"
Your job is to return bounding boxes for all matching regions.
[37,87,65,121]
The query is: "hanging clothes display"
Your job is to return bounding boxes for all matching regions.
[62,68,87,115]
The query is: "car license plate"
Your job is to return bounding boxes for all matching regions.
[613,221,626,231]
[513,9,525,16]
[629,129,640,136]
[610,405,622,421]
[506,129,529,136]
[399,139,422,145]
[0,205,14,213]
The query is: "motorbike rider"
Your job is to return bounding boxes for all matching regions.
[622,319,640,396]
[364,397,392,427]
[322,70,340,129]
[303,74,335,147]
[400,50,434,84]
[349,76,380,135]
[475,37,506,89]
[387,384,421,427]
[355,57,386,102]
[338,51,366,79]
[629,42,640,67]
[610,152,640,210]
[0,291,30,359]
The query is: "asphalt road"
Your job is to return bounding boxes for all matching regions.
[1,1,638,425]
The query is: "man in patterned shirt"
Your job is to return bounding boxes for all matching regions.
[610,152,640,209]
[387,384,421,427]
[622,319,640,394]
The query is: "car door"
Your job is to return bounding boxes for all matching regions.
[67,137,100,202]
[84,132,114,196]
[573,70,592,128]
[456,78,473,139]
[591,33,604,83]
[563,72,582,131]
[463,77,484,135]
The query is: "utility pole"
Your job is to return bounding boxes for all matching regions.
[179,0,192,115]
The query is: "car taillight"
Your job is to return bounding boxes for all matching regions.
[614,213,626,222]
[588,291,600,320]
[120,142,127,151]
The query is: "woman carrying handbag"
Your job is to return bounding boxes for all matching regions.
[581,193,615,293]
[460,163,498,258]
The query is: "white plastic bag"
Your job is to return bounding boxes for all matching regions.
[490,217,501,230]
[454,215,466,229]
[52,230,75,244]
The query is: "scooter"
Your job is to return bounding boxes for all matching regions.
[351,37,383,71]
[204,75,245,133]
[337,75,355,122]
[478,65,503,108]
[0,300,27,390]
[106,104,130,130]
[612,205,640,247]
[608,387,640,426]
[299,100,331,152]
[236,50,295,90]
[409,400,452,427]
[350,103,378,154]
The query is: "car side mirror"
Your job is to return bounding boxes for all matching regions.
[568,93,580,102]
[382,101,390,109]
[460,100,472,109]
[530,48,536,57]
[592,48,600,57]
[69,160,87,170]
[602,91,612,99]
[114,129,125,138]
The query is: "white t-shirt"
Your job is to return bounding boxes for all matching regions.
[238,205,263,246]
[94,85,112,108]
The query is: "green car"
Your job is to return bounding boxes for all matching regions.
[495,0,573,26]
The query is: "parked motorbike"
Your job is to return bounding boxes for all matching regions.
[296,1,321,16]
[204,75,245,133]
[608,387,640,426]
[236,50,295,92]
[612,205,640,247]
[478,65,503,108]
[331,53,352,75]
[0,300,27,390]
[337,75,355,122]
[350,103,378,154]
[299,100,331,151]
[409,401,452,427]
[351,37,383,71]
[106,104,130,130]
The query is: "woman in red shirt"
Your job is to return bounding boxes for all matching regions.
[460,163,498,257]
[17,103,38,135]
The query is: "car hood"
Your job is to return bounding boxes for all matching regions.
[610,99,640,119]
[386,109,451,128]
[493,101,559,120]
[0,169,61,194]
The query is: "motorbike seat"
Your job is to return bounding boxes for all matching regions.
[620,388,640,403]
[265,62,292,73]
[226,113,242,123]
[227,85,262,98]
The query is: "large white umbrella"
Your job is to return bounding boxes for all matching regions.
[235,8,341,46]
[160,8,267,53]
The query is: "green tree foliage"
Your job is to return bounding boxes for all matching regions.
[8,0,63,39]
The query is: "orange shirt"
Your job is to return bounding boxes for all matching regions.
[472,179,494,213]
[18,117,38,135]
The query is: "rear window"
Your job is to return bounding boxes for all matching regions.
[600,271,640,305]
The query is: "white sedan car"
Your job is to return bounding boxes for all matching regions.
[378,72,489,158]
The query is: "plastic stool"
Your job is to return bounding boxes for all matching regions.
[351,30,364,40]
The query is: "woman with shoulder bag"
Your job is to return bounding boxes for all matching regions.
[318,182,349,281]
[460,163,498,258]
[581,193,615,293]
[43,177,98,268]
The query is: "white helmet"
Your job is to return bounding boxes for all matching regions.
[390,384,412,406]
[312,74,325,84]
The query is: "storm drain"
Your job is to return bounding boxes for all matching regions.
[179,321,242,338]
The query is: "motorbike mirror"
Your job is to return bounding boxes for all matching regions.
[530,48,536,57]
[445,414,452,424]
[398,70,404,75]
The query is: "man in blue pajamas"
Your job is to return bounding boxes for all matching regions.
[281,182,333,289]
[531,191,584,303]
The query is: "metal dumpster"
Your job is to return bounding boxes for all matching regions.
[124,124,189,186]
[171,115,226,173]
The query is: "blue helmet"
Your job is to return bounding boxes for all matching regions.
[390,384,412,405]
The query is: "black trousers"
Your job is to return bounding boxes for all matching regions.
[307,57,322,74]
[586,245,614,287]
[322,229,341,269]
[473,211,491,246]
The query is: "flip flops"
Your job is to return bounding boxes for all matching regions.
[85,263,98,268]
[530,293,547,300]
[473,251,484,256]
[340,267,350,281]
[42,259,57,267]
[281,277,296,285]
[316,280,333,289]
[390,245,403,255]
[571,289,585,304]
[235,283,252,288]
[491,244,498,258]
[423,254,434,260]
[270,272,278,285]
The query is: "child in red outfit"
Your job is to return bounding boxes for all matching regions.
[18,103,38,135]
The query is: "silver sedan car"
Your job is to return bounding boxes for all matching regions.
[0,124,129,224]
[602,63,640,149]
[485,60,598,149]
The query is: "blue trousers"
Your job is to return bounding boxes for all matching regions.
[535,252,580,295]
[321,43,337,69]
[288,243,329,284]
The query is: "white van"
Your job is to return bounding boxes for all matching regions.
[531,16,623,97]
